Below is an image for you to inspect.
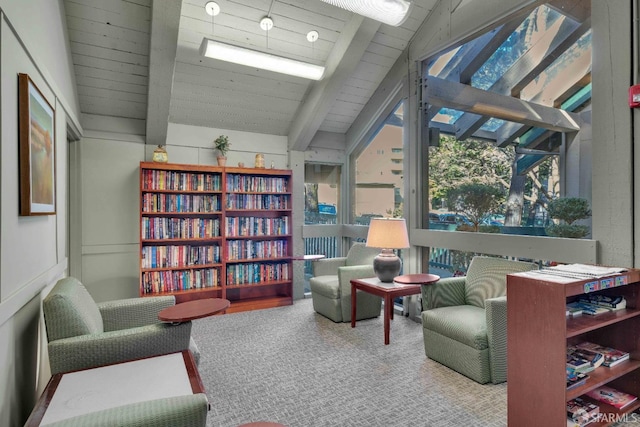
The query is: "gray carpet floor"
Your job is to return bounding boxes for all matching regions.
[192,298,507,427]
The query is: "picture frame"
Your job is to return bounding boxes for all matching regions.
[18,73,56,216]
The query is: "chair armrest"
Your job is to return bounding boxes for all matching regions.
[97,296,176,331]
[312,257,347,277]
[420,276,467,310]
[46,394,209,427]
[337,265,376,299]
[486,296,507,384]
[47,322,192,375]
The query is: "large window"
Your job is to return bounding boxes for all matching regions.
[354,102,404,223]
[423,4,591,242]
[303,164,341,294]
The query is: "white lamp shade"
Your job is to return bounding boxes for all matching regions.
[366,218,410,249]
[320,0,413,27]
[199,38,325,81]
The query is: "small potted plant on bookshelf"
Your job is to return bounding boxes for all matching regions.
[214,135,230,166]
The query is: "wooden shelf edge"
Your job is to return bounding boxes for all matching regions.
[567,309,640,337]
[226,296,292,313]
[567,360,640,400]
[140,287,223,298]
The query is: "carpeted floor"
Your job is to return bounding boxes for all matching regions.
[192,298,507,427]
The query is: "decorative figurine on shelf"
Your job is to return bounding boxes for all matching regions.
[214,135,230,166]
[152,145,168,163]
[255,153,265,168]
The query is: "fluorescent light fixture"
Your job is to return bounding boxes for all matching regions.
[320,0,413,27]
[199,38,325,81]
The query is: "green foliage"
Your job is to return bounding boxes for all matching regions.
[446,183,505,231]
[428,135,512,204]
[545,224,590,239]
[546,197,591,225]
[214,135,230,157]
[479,225,501,234]
[545,197,591,238]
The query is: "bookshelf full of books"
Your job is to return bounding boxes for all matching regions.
[139,162,293,312]
[506,264,640,426]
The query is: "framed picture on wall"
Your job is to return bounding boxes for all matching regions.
[18,73,56,216]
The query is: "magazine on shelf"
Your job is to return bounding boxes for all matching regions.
[566,370,589,389]
[566,301,609,316]
[586,385,638,409]
[518,263,627,283]
[567,397,600,425]
[575,342,630,367]
[567,347,604,370]
[577,294,627,310]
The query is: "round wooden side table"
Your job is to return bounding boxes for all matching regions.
[158,298,230,323]
[394,273,440,285]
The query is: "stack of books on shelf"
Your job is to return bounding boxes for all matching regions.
[566,294,626,316]
[566,369,589,390]
[567,397,599,426]
[567,346,603,376]
[574,341,630,368]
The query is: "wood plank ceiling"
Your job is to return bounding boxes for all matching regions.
[63,0,438,150]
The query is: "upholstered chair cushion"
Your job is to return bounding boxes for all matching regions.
[345,243,380,266]
[464,256,538,308]
[43,277,104,341]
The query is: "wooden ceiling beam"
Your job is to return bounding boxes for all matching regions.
[288,16,380,152]
[424,75,581,132]
[146,0,181,146]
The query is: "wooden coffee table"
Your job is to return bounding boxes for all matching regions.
[351,274,439,345]
[158,298,230,323]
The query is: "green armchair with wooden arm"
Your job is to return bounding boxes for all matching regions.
[43,277,199,375]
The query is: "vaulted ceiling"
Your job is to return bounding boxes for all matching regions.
[63,0,591,163]
[63,0,439,150]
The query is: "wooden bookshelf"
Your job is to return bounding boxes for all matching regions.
[139,162,293,312]
[507,267,640,426]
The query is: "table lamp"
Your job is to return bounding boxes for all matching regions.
[366,218,410,282]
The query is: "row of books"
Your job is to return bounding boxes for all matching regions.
[567,341,630,375]
[226,239,288,261]
[225,216,289,237]
[142,193,221,213]
[566,294,627,316]
[226,262,290,286]
[226,174,288,193]
[141,244,221,269]
[142,170,222,192]
[225,194,291,210]
[141,217,221,240]
[567,386,638,426]
[141,268,220,294]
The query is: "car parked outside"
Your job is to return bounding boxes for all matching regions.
[439,213,472,226]
[481,214,505,226]
[429,213,441,223]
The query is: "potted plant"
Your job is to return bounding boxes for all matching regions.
[214,135,230,166]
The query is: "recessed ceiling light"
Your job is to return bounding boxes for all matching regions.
[205,1,220,16]
[260,16,274,31]
[307,30,319,43]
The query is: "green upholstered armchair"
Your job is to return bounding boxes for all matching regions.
[44,394,209,427]
[309,242,382,322]
[421,256,538,384]
[43,277,199,375]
